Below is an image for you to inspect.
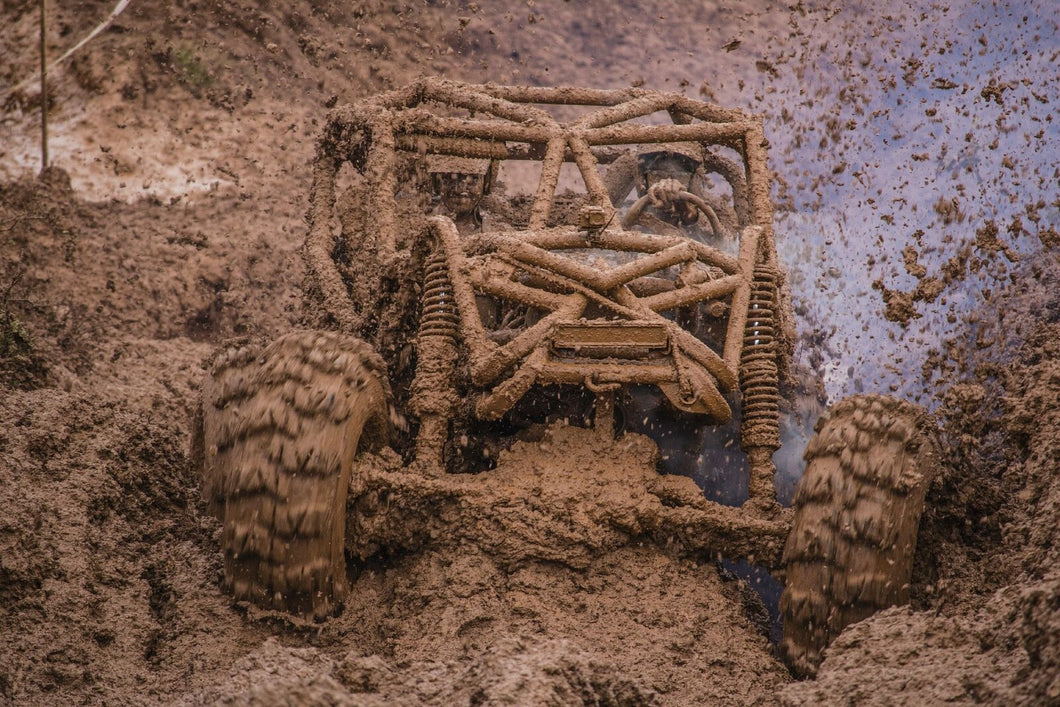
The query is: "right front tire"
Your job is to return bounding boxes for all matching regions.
[200,330,389,619]
[780,394,941,676]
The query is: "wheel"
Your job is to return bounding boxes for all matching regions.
[200,330,390,618]
[780,394,941,677]
[196,337,264,519]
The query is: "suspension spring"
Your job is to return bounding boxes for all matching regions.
[419,250,459,340]
[411,248,462,473]
[739,263,781,450]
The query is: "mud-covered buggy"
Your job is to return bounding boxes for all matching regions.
[194,79,940,676]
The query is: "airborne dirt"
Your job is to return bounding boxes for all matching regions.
[1,1,1058,705]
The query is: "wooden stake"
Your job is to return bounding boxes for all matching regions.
[40,0,48,173]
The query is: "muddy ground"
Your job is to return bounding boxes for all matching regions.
[1,1,1058,704]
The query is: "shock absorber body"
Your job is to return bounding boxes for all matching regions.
[740,263,781,504]
[410,249,461,474]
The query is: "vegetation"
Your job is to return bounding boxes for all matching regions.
[172,44,215,93]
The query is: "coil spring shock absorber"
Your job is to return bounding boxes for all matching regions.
[410,249,460,474]
[419,250,460,339]
[740,263,781,452]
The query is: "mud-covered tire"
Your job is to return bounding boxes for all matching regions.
[200,330,390,619]
[780,394,941,677]
[196,338,265,519]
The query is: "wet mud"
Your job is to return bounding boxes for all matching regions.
[1,1,1058,704]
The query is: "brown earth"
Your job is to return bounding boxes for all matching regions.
[1,1,1058,705]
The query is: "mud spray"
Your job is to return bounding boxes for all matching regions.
[544,0,1060,643]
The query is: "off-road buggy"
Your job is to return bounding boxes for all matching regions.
[194,79,940,676]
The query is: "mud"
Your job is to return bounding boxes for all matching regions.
[782,254,1060,705]
[2,0,1058,705]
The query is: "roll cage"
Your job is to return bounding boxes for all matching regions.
[305,78,785,503]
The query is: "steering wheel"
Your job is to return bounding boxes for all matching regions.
[621,189,724,240]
